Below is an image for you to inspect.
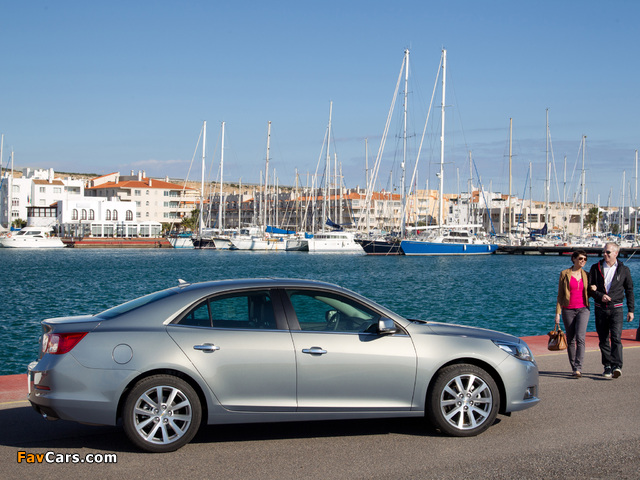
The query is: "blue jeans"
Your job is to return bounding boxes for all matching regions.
[562,307,589,372]
[594,306,624,369]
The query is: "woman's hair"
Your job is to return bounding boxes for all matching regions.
[572,249,587,260]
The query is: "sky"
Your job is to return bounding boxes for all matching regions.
[1,0,639,205]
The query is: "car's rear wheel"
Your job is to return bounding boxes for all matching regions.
[123,374,202,452]
[427,364,499,437]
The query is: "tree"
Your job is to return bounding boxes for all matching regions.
[181,209,200,232]
[12,218,27,229]
[585,207,600,232]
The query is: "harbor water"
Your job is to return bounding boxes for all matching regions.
[1,248,639,376]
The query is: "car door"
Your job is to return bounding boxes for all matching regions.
[166,289,297,411]
[283,288,417,411]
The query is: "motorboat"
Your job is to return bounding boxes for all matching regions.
[0,227,66,248]
[307,231,364,254]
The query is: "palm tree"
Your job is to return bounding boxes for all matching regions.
[585,207,600,232]
[181,209,200,232]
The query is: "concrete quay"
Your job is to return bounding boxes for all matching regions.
[497,244,640,257]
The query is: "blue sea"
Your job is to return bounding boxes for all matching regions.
[1,248,639,376]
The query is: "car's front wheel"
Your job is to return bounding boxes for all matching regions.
[427,364,499,437]
[123,374,202,452]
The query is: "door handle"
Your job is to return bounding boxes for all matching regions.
[302,347,327,355]
[193,343,220,353]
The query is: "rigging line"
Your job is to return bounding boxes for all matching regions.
[569,138,585,211]
[358,52,406,228]
[472,158,497,235]
[547,127,563,208]
[517,167,530,225]
[182,124,204,192]
[404,53,441,215]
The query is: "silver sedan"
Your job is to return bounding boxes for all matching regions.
[28,278,539,452]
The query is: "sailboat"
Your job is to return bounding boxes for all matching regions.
[306,102,364,254]
[356,49,410,255]
[170,121,211,249]
[198,121,235,249]
[400,49,498,256]
[228,121,303,251]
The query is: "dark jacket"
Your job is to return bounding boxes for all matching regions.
[588,259,634,311]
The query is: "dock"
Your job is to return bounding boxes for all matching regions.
[496,245,640,257]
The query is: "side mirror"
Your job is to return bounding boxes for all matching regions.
[378,317,397,334]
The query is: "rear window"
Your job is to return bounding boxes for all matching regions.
[96,289,179,320]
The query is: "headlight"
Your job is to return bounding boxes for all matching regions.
[493,340,535,363]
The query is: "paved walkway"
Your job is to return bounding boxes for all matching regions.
[521,327,639,357]
[2,329,638,404]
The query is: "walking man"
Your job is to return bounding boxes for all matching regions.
[589,242,634,378]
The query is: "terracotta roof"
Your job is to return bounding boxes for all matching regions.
[86,177,193,190]
[32,179,65,186]
[91,172,119,181]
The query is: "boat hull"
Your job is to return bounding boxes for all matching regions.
[230,237,287,251]
[168,236,194,249]
[0,238,66,248]
[192,238,216,249]
[400,240,498,255]
[355,239,404,255]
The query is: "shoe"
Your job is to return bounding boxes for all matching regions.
[573,371,582,378]
[603,366,613,378]
[613,368,622,379]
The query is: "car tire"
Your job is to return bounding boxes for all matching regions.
[427,364,499,437]
[123,374,202,453]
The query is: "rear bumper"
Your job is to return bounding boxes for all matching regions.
[27,356,133,426]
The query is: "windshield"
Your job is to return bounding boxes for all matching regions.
[96,289,179,320]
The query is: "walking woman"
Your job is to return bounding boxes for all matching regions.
[555,250,590,377]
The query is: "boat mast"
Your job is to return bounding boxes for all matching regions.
[365,138,370,234]
[621,170,626,234]
[218,121,225,232]
[438,49,446,230]
[635,149,638,238]
[401,49,409,238]
[264,121,271,229]
[468,151,473,225]
[580,135,586,236]
[200,120,206,236]
[529,161,533,234]
[545,109,550,234]
[333,152,340,225]
[323,102,332,232]
[508,117,512,238]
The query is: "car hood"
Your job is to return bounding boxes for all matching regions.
[410,320,523,344]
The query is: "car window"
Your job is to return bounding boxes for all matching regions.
[179,300,211,327]
[96,288,179,320]
[286,290,381,333]
[176,290,277,330]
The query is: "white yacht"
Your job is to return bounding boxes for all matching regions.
[0,227,66,248]
[307,231,364,254]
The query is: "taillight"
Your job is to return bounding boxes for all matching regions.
[42,332,88,354]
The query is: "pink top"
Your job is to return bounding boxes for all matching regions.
[566,276,586,309]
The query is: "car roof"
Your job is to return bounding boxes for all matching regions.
[176,277,346,294]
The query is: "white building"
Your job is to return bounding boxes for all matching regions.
[0,168,85,228]
[85,171,198,224]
